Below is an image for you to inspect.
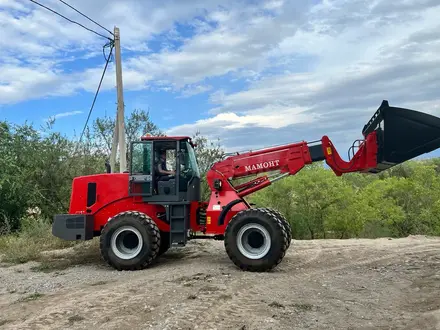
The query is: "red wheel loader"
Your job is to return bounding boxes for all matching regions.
[52,100,440,271]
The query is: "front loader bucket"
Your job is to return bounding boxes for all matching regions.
[362,100,440,173]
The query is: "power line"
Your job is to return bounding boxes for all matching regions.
[74,41,115,154]
[57,0,114,36]
[28,0,112,41]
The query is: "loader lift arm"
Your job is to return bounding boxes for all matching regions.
[207,130,378,198]
[204,100,440,234]
[203,130,379,238]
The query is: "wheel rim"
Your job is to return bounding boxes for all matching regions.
[236,223,271,259]
[110,226,143,260]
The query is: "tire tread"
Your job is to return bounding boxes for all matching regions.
[99,211,161,271]
[224,208,289,272]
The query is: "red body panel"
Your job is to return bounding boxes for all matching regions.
[93,199,169,232]
[69,173,130,214]
[68,173,170,232]
[205,189,249,235]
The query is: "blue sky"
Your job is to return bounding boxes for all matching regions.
[1,0,440,160]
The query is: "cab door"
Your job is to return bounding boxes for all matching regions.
[129,141,154,196]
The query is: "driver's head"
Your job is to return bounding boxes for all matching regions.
[159,150,166,160]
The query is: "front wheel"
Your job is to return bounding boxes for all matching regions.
[224,208,288,272]
[99,211,161,271]
[265,208,292,249]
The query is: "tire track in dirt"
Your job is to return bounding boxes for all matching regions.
[281,240,440,277]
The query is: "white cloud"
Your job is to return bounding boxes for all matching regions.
[44,110,83,122]
[0,0,29,12]
[163,0,440,153]
[0,65,65,103]
[179,85,213,98]
[0,0,237,104]
[53,110,83,119]
[125,1,314,90]
[2,0,440,157]
[168,106,316,133]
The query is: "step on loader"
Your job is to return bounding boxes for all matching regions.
[52,100,440,272]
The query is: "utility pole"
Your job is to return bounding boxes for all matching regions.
[110,26,127,173]
[109,110,118,172]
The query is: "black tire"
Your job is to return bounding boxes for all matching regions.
[99,211,161,271]
[265,208,292,249]
[224,208,289,272]
[158,230,170,257]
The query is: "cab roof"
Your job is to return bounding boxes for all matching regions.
[140,135,191,141]
[140,135,196,147]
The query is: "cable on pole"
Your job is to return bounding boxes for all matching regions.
[103,41,114,62]
[57,0,114,36]
[28,0,112,41]
[74,40,115,155]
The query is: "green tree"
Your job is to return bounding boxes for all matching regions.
[291,166,357,239]
[385,164,440,236]
[191,132,225,201]
[0,121,104,231]
[92,109,163,171]
[0,109,165,233]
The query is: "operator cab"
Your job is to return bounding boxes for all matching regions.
[128,135,201,202]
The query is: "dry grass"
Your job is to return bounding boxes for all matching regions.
[16,293,45,303]
[0,216,83,266]
[30,240,103,272]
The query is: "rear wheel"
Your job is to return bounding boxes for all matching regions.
[100,211,161,270]
[224,208,288,272]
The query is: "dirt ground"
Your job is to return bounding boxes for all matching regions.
[1,235,440,330]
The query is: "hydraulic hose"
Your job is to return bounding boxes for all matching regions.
[217,199,244,226]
